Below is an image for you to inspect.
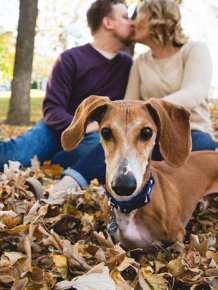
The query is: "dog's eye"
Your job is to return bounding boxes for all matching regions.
[101,127,112,141]
[140,127,153,141]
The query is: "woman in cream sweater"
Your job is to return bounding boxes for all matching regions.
[125,0,217,159]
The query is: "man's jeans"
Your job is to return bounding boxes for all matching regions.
[0,121,100,171]
[1,123,217,187]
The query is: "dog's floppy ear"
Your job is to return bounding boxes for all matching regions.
[61,95,111,151]
[147,98,192,167]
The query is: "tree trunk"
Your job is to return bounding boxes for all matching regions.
[6,0,38,125]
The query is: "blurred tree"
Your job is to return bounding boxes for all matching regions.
[0,32,15,81]
[32,54,55,81]
[36,0,89,54]
[6,0,38,125]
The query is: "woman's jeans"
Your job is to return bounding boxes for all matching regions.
[0,121,100,171]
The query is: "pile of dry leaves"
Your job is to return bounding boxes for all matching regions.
[0,102,218,290]
[0,157,217,290]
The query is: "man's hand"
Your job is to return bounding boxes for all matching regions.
[85,121,99,134]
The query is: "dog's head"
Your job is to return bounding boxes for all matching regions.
[62,95,191,201]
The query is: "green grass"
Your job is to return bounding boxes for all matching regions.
[0,90,44,123]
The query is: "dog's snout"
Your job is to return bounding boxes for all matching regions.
[111,173,137,196]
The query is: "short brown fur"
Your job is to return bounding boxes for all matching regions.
[62,95,218,250]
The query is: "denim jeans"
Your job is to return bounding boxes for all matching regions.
[65,130,218,187]
[0,121,100,171]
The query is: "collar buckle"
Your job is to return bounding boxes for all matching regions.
[107,205,118,234]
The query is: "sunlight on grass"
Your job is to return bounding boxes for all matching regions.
[0,90,44,123]
[0,89,45,98]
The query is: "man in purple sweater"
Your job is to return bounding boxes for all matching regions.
[0,0,134,178]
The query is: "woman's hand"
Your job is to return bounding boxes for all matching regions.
[85,121,99,134]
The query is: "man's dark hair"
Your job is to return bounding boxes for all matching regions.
[87,0,126,34]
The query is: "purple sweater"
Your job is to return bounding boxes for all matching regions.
[43,43,132,131]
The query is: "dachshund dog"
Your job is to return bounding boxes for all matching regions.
[61,95,218,250]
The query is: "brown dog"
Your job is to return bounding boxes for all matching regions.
[61,95,218,250]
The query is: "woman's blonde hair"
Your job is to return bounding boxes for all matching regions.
[136,0,188,46]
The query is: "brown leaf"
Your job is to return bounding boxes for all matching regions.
[206,250,218,264]
[167,256,185,274]
[41,161,63,178]
[62,240,91,270]
[18,236,32,272]
[1,214,21,228]
[38,225,63,251]
[11,278,28,290]
[141,268,169,289]
[0,251,25,269]
[95,248,106,262]
[138,270,152,290]
[63,203,82,219]
[182,250,202,269]
[51,253,68,279]
[189,234,208,257]
[93,231,115,248]
[25,266,56,288]
[23,201,41,224]
[110,268,134,290]
[0,224,29,234]
[81,213,94,233]
[30,155,41,171]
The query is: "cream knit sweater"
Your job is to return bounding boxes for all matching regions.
[125,41,214,137]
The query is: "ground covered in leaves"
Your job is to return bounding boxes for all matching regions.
[0,103,218,290]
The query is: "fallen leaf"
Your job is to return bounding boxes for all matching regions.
[189,234,208,257]
[11,277,28,290]
[141,268,169,290]
[167,257,184,274]
[51,253,68,279]
[55,264,116,290]
[110,268,134,290]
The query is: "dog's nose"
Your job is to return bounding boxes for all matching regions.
[111,173,137,196]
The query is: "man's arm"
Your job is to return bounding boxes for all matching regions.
[43,51,76,131]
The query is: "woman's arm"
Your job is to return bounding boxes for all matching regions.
[124,61,141,100]
[164,42,212,109]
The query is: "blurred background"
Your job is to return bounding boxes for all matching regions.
[0,0,218,126]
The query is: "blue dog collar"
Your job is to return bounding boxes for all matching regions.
[106,171,155,214]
